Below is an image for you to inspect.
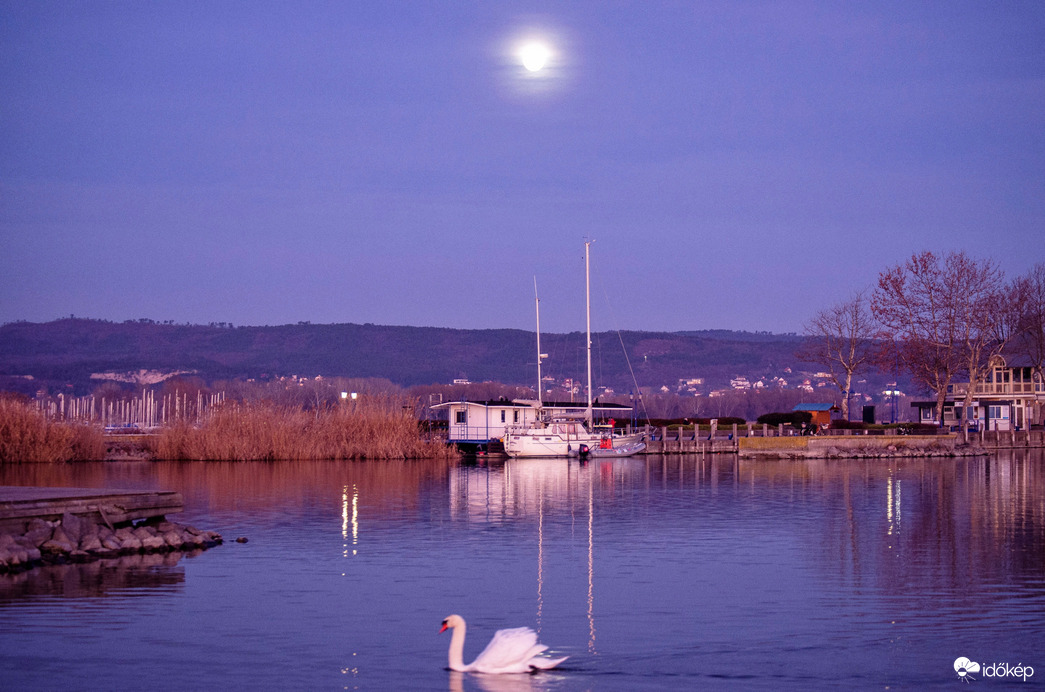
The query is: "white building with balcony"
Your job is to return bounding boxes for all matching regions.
[912,355,1045,431]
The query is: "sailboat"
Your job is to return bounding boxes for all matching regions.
[503,242,646,458]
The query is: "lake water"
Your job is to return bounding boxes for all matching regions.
[1,451,1043,690]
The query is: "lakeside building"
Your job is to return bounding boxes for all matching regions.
[911,355,1045,431]
[792,403,840,427]
[433,399,635,452]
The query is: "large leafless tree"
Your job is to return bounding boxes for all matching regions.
[950,254,1008,436]
[871,251,1007,430]
[873,252,959,427]
[1012,263,1045,382]
[799,292,876,421]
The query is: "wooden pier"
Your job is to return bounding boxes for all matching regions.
[641,425,1045,456]
[0,486,183,534]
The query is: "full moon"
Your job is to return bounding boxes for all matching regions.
[519,42,551,72]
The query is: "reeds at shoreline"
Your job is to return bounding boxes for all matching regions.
[0,398,106,463]
[156,396,457,461]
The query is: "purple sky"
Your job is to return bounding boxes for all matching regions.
[2,2,1043,335]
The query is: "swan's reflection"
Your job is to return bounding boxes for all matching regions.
[448,670,560,692]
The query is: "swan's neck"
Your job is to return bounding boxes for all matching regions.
[447,622,469,672]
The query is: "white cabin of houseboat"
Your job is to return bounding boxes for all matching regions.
[433,399,635,450]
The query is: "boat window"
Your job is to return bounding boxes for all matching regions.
[455,410,466,424]
[500,410,506,423]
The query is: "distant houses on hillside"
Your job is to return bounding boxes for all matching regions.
[472,361,906,424]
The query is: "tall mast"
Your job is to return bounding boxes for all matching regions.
[534,277,547,407]
[585,240,594,425]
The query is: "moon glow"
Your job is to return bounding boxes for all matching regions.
[519,42,551,72]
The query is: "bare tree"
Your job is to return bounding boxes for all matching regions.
[1012,263,1045,382]
[950,254,1007,437]
[799,292,876,421]
[872,250,1020,432]
[872,252,965,428]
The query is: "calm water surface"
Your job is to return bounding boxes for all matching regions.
[1,452,1043,690]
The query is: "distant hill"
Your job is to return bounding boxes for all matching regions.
[0,318,822,395]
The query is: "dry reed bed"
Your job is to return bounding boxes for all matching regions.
[0,399,105,463]
[157,398,456,461]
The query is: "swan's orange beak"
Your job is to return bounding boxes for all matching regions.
[439,622,449,633]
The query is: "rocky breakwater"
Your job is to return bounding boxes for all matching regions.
[737,433,989,459]
[0,511,222,574]
[773,443,986,460]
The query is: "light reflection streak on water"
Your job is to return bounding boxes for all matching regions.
[342,487,348,550]
[341,484,358,561]
[886,473,901,540]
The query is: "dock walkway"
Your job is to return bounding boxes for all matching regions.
[0,486,183,534]
[642,425,1045,455]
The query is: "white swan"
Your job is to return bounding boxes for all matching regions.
[439,614,568,674]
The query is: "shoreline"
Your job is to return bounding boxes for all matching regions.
[0,485,222,574]
[98,433,1041,461]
